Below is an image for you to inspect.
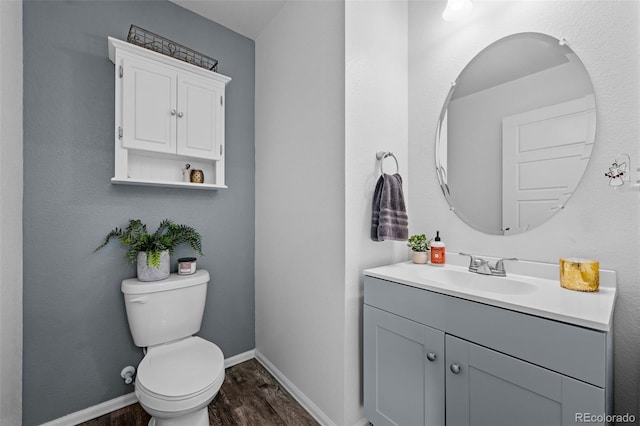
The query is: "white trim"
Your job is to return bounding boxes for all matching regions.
[0,0,23,424]
[39,392,138,426]
[351,417,370,426]
[224,349,255,368]
[40,349,257,426]
[254,350,337,426]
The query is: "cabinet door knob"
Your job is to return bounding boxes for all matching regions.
[170,109,176,116]
[178,112,184,118]
[450,363,461,374]
[426,352,437,362]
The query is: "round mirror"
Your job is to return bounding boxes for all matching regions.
[436,32,596,235]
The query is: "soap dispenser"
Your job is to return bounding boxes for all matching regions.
[431,231,445,265]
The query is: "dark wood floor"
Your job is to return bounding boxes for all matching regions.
[78,359,319,426]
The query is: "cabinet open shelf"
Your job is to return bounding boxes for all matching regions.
[111,177,227,190]
[113,148,223,190]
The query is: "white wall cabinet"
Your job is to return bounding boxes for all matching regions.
[108,37,231,189]
[363,276,611,426]
[121,55,177,155]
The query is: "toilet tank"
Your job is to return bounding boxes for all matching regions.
[122,270,210,347]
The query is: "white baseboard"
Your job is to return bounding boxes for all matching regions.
[39,392,138,426]
[224,348,255,368]
[40,349,257,426]
[254,350,337,426]
[352,417,370,426]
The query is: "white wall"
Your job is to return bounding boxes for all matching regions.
[409,0,639,418]
[256,1,408,424]
[255,1,347,423]
[0,0,23,425]
[345,1,408,424]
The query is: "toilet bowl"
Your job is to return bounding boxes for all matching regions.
[121,270,224,426]
[135,337,225,426]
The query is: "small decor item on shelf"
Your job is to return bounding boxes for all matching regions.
[560,258,599,292]
[94,219,203,282]
[178,257,197,275]
[182,164,191,182]
[127,25,219,72]
[407,234,432,264]
[190,169,204,184]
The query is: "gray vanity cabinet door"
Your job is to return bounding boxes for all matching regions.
[364,305,445,426]
[445,335,604,426]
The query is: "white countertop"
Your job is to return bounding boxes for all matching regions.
[363,254,616,332]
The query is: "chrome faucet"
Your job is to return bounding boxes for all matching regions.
[460,253,518,277]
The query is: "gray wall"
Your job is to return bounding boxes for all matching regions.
[22,1,255,424]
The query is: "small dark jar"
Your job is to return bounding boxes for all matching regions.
[177,257,197,275]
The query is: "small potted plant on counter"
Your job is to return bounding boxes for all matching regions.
[407,233,432,264]
[94,219,203,282]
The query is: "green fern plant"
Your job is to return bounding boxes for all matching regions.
[95,219,203,268]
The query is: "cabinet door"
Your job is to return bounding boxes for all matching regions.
[445,335,605,426]
[121,55,177,154]
[364,305,445,426]
[176,73,224,160]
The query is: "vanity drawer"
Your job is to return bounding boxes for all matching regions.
[364,276,608,388]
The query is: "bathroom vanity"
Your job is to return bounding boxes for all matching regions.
[363,256,616,426]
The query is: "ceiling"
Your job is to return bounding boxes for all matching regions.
[169,0,287,40]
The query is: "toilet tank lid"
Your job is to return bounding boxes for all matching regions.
[122,270,210,295]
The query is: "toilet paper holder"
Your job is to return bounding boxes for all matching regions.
[121,366,136,385]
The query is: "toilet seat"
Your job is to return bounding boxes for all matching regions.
[135,337,225,414]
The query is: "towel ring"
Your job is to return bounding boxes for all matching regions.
[376,151,400,175]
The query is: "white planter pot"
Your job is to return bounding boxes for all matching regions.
[137,251,170,281]
[412,251,429,264]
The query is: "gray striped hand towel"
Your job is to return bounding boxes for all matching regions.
[371,173,408,241]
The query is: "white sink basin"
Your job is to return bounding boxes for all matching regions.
[421,268,536,295]
[364,255,617,331]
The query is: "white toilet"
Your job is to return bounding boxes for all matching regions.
[122,270,224,426]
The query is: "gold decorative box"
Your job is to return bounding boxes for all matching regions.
[560,258,599,292]
[190,169,204,184]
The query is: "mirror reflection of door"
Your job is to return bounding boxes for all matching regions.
[436,33,596,236]
[502,95,595,234]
